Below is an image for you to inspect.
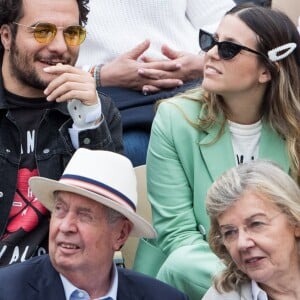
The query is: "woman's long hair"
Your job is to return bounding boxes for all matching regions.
[181,4,300,183]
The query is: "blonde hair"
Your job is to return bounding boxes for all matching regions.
[206,160,300,292]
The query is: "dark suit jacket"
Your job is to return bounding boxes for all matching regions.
[0,255,189,300]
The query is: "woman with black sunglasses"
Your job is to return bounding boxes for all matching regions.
[133,3,300,300]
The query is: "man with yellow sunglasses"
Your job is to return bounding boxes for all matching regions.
[0,0,123,266]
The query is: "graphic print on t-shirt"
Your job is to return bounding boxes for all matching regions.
[229,120,262,166]
[6,168,48,235]
[0,126,49,265]
[236,155,255,165]
[7,128,48,233]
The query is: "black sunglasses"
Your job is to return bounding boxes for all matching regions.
[199,29,266,60]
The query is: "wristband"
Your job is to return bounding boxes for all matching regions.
[94,64,104,87]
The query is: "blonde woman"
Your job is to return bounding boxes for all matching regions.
[204,160,300,299]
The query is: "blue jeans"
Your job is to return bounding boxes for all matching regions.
[123,130,150,167]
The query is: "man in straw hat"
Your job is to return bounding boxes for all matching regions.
[0,148,188,300]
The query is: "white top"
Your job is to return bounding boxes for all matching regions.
[251,280,269,300]
[203,280,269,299]
[60,263,118,300]
[77,0,235,65]
[228,120,262,166]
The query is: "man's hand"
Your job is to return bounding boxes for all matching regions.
[100,39,152,89]
[100,41,204,94]
[139,45,204,94]
[43,63,98,106]
[100,40,183,91]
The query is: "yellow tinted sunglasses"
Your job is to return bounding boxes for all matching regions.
[13,22,86,46]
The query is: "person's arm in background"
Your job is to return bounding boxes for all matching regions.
[99,40,183,92]
[137,0,235,93]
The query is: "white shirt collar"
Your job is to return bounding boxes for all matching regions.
[60,263,118,300]
[251,280,269,300]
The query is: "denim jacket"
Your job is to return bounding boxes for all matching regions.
[0,77,123,237]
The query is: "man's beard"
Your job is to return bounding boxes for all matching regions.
[9,39,75,90]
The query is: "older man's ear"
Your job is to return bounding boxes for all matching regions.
[113,219,133,251]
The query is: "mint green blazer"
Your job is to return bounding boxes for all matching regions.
[133,93,289,298]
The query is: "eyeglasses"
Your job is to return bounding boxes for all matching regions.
[13,22,86,46]
[219,212,282,245]
[199,29,266,60]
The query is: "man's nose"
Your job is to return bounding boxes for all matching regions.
[47,31,69,53]
[59,212,77,232]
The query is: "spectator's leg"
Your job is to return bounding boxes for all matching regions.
[123,130,150,166]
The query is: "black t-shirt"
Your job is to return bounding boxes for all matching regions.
[0,90,55,265]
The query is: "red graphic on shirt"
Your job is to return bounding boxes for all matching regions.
[6,168,48,234]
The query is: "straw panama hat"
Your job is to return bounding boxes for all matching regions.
[29,148,156,238]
